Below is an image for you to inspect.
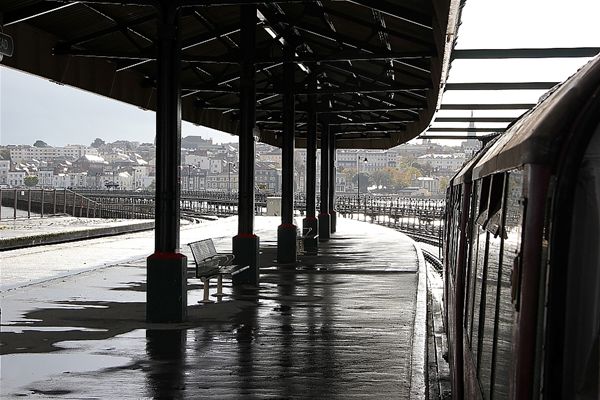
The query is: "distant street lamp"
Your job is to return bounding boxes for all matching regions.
[357,156,368,198]
[227,162,236,196]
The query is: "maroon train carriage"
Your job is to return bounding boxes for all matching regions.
[443,55,600,400]
[443,138,499,400]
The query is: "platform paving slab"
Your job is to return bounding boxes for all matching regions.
[0,217,425,399]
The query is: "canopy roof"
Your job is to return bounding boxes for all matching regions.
[472,55,600,179]
[1,0,461,149]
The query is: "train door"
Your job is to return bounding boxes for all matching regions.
[461,171,524,400]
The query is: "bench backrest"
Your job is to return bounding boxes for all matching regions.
[189,239,218,265]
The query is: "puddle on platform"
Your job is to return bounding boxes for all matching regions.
[1,326,107,334]
[0,352,132,396]
[49,303,109,309]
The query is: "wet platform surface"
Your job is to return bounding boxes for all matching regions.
[0,217,425,399]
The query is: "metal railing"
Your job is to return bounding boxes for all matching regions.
[335,195,445,247]
[0,188,102,220]
[74,190,259,220]
[1,189,445,245]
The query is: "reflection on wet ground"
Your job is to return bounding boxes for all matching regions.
[1,217,421,399]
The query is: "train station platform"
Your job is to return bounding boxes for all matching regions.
[0,216,427,399]
[0,214,154,251]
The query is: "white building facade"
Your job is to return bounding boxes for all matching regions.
[0,157,10,185]
[7,171,25,187]
[10,145,96,163]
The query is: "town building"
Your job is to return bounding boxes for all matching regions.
[181,136,214,150]
[415,153,466,172]
[7,170,25,187]
[38,169,54,187]
[206,171,238,192]
[255,162,280,193]
[414,176,440,194]
[73,154,108,175]
[0,155,10,185]
[259,149,282,168]
[9,145,96,163]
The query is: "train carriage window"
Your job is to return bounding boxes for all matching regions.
[469,175,492,361]
[479,174,507,400]
[461,186,474,328]
[444,186,454,264]
[476,176,492,226]
[471,209,489,364]
[494,170,524,400]
[453,190,464,278]
[468,173,510,399]
[485,174,506,237]
[465,180,482,341]
[448,189,455,275]
[444,187,453,274]
[450,188,462,279]
[443,189,449,263]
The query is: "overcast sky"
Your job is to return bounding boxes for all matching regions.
[0,66,237,147]
[1,0,599,147]
[428,0,600,140]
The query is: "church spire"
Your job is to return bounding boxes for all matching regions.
[468,110,476,137]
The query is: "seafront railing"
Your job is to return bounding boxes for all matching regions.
[335,195,445,246]
[0,188,102,220]
[1,189,445,246]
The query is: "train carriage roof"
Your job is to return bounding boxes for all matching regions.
[472,55,600,179]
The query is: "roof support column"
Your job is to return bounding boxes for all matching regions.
[146,2,187,323]
[232,4,259,285]
[319,121,331,241]
[302,77,318,254]
[277,46,297,264]
[329,130,337,233]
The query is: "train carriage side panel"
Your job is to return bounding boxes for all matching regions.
[545,83,600,399]
[478,173,507,399]
[446,183,464,399]
[464,177,488,399]
[559,123,600,400]
[515,164,551,399]
[461,169,526,400]
[468,55,600,400]
[445,141,499,399]
[494,170,524,399]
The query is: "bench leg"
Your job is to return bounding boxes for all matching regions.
[215,274,224,298]
[200,277,213,303]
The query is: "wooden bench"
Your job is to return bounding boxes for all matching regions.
[188,238,249,303]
